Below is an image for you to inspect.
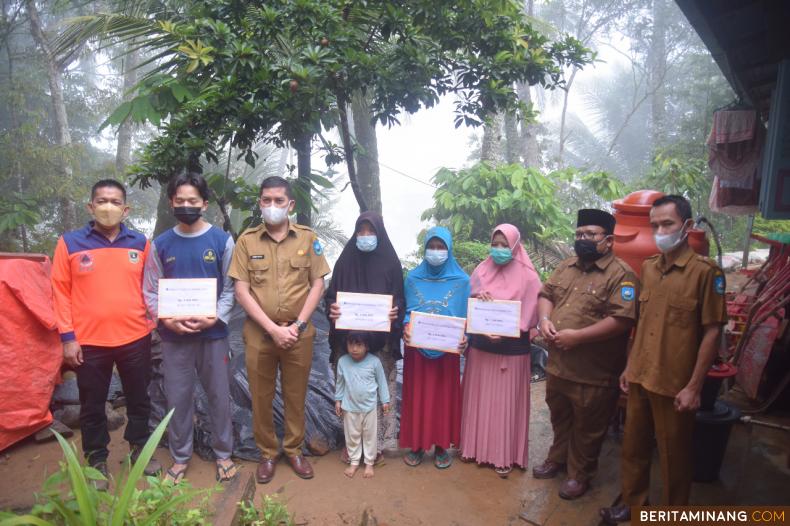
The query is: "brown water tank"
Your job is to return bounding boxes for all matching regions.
[612,190,709,276]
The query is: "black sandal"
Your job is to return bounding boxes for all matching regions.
[216,460,239,482]
[164,464,188,484]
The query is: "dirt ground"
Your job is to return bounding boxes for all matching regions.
[2,382,788,525]
[0,381,612,525]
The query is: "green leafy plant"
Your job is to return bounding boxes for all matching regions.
[453,241,491,274]
[638,152,709,204]
[237,495,293,526]
[0,194,42,235]
[0,409,216,526]
[422,162,574,244]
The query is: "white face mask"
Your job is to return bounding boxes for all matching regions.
[425,249,449,267]
[654,220,691,253]
[261,204,290,225]
[356,235,378,252]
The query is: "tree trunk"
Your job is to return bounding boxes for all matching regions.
[152,183,175,238]
[335,89,368,213]
[295,133,312,226]
[16,163,28,252]
[517,84,541,168]
[5,42,28,251]
[115,45,138,174]
[26,0,74,233]
[557,67,578,168]
[649,0,668,147]
[480,112,505,165]
[503,110,521,164]
[350,92,382,214]
[518,0,540,168]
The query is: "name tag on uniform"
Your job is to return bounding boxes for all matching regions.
[250,255,265,260]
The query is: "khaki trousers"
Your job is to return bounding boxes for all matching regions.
[621,382,695,505]
[244,321,315,458]
[545,374,620,482]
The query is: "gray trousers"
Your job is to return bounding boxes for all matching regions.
[162,338,233,463]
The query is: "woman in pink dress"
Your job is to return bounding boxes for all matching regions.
[460,223,542,477]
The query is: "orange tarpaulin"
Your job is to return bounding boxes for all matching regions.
[0,255,62,451]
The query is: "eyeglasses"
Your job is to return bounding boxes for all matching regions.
[574,231,607,241]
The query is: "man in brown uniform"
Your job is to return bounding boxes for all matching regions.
[600,195,727,524]
[534,209,638,499]
[229,176,330,484]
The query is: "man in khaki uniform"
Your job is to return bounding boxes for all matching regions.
[600,195,727,524]
[534,209,638,500]
[229,176,330,484]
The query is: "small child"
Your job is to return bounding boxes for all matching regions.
[335,331,390,478]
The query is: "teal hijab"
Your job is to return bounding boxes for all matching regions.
[404,226,471,358]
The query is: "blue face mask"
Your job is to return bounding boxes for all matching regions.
[425,249,448,267]
[356,235,378,252]
[490,246,513,265]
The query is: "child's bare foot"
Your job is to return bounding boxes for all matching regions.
[363,464,374,478]
[344,464,359,478]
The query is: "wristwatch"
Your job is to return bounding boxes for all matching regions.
[294,320,308,333]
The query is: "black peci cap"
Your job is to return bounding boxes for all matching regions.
[577,209,616,234]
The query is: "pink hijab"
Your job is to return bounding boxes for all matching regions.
[470,223,542,332]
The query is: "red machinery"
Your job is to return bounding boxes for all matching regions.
[725,235,790,409]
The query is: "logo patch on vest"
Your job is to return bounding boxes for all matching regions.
[621,286,635,301]
[79,253,94,272]
[203,249,216,263]
[714,274,725,295]
[128,250,140,264]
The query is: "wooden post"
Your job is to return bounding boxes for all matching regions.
[742,214,755,268]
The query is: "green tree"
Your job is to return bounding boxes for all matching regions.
[423,162,573,244]
[1,0,159,254]
[55,0,592,230]
[423,161,626,244]
[638,152,708,209]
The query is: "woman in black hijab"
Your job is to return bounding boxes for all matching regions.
[326,211,405,461]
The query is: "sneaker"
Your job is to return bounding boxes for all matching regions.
[129,445,162,476]
[91,461,110,491]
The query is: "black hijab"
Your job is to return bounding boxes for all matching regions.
[325,211,406,362]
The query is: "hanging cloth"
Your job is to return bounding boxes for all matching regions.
[707,109,763,214]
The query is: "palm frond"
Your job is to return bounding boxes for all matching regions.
[310,218,349,250]
[53,13,178,69]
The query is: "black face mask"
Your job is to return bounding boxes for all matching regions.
[574,239,606,262]
[173,206,202,225]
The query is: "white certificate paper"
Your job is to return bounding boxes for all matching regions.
[466,298,522,337]
[335,292,392,332]
[158,278,217,318]
[410,311,466,354]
